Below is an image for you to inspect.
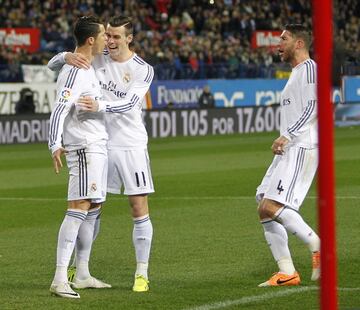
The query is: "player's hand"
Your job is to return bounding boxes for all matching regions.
[271,135,289,155]
[64,52,90,69]
[77,96,99,112]
[52,148,66,174]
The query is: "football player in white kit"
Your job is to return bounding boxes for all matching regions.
[256,24,321,287]
[48,16,111,298]
[48,16,154,292]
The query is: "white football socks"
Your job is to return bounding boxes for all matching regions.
[133,214,153,279]
[261,219,296,275]
[275,207,320,253]
[75,207,101,280]
[53,209,87,284]
[70,207,101,268]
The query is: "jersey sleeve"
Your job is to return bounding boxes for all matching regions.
[48,68,84,153]
[97,64,154,113]
[47,52,67,72]
[284,63,317,140]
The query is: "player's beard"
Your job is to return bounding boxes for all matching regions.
[281,48,295,64]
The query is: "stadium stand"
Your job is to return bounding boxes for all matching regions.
[0,0,359,82]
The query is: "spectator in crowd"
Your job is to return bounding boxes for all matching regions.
[198,85,215,108]
[15,88,36,114]
[0,0,359,81]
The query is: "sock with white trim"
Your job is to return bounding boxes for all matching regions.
[275,207,320,253]
[261,219,296,275]
[133,214,153,279]
[70,207,101,268]
[53,209,87,284]
[75,207,101,280]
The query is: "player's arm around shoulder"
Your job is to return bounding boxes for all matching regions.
[78,62,154,113]
[64,52,91,69]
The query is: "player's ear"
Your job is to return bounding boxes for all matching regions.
[88,36,95,45]
[296,39,305,49]
[127,34,133,44]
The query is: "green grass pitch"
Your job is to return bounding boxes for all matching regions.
[0,127,359,309]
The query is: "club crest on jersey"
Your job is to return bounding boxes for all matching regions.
[90,183,97,192]
[123,73,131,83]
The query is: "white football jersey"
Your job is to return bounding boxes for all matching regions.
[281,59,318,149]
[48,64,108,153]
[48,51,153,149]
[93,52,154,149]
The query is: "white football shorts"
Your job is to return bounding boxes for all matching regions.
[66,148,108,203]
[256,146,318,211]
[107,147,155,195]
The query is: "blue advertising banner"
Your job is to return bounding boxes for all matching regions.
[343,76,360,103]
[208,79,287,107]
[149,79,346,109]
[149,80,207,109]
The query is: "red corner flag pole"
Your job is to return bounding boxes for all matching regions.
[312,1,338,309]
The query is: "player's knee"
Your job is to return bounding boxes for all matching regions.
[257,203,268,219]
[132,205,149,217]
[68,199,91,210]
[258,199,279,219]
[129,195,149,217]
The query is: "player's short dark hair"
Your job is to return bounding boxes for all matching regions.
[284,24,312,50]
[108,16,133,36]
[74,15,102,47]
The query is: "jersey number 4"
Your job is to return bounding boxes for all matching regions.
[277,180,284,194]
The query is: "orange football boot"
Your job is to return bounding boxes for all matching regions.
[258,271,301,287]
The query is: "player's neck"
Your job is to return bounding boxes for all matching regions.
[291,51,310,68]
[74,46,94,63]
[110,49,133,63]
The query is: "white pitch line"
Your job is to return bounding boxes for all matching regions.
[183,286,360,310]
[0,196,359,202]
